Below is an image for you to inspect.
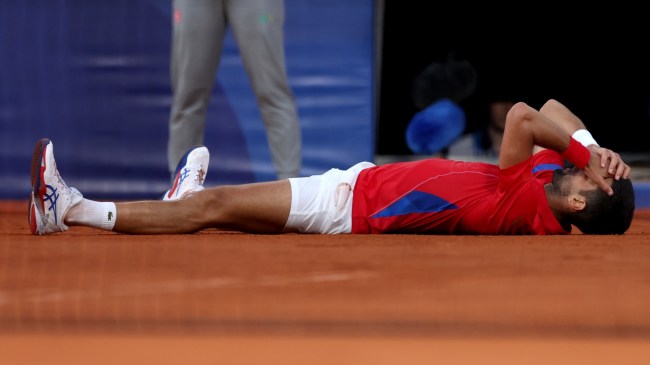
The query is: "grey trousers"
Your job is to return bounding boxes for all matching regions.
[168,0,302,180]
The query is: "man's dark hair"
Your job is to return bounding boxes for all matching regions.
[571,178,635,234]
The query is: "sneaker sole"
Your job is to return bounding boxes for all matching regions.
[27,138,51,235]
[28,192,37,235]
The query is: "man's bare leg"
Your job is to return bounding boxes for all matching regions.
[66,180,292,234]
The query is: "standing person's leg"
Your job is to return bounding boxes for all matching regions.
[226,0,302,180]
[168,0,227,178]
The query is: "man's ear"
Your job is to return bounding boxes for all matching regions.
[567,193,587,212]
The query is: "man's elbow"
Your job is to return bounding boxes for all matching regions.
[506,102,534,124]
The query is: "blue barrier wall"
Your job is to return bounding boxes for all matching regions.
[0,0,376,200]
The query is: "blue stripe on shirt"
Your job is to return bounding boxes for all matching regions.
[532,163,562,174]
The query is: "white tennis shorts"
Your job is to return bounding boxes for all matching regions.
[283,161,375,234]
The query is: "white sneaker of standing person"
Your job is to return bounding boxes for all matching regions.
[28,138,84,235]
[163,145,210,201]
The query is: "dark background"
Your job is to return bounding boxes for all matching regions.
[377,4,650,156]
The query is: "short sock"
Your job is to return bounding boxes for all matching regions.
[66,199,117,231]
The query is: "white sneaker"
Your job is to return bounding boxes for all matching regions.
[163,145,210,201]
[28,138,83,235]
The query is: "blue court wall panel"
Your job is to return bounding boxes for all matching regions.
[0,0,376,200]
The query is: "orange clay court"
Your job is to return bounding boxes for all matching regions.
[1,201,650,364]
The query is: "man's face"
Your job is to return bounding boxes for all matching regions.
[552,167,613,196]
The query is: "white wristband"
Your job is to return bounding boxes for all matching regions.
[572,129,599,147]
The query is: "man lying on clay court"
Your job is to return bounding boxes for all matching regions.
[28,99,635,236]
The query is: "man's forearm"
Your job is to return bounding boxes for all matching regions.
[539,99,587,134]
[539,99,600,148]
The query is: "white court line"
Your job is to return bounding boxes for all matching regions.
[1,271,376,305]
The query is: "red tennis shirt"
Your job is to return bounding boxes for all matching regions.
[351,150,569,235]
